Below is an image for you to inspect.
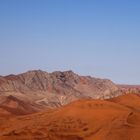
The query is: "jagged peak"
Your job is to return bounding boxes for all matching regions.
[25,69,48,74]
[51,70,77,76]
[63,70,75,73]
[2,70,78,79]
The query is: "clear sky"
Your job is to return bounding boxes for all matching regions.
[0,0,140,84]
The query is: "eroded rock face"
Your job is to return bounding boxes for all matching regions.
[0,70,121,109]
[118,85,140,95]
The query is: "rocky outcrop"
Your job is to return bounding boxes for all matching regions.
[118,85,140,94]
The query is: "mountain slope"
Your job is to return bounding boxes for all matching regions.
[0,70,120,108]
[0,95,42,117]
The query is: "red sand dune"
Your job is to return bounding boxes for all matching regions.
[0,93,140,140]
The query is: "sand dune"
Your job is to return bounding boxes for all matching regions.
[0,93,140,140]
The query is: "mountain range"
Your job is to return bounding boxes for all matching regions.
[0,70,122,111]
[0,70,140,140]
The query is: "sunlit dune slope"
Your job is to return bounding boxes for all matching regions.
[0,94,140,140]
[109,93,140,111]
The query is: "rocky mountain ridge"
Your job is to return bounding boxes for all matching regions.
[0,70,134,110]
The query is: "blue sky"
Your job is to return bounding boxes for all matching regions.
[0,0,140,84]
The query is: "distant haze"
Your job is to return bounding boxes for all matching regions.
[0,0,140,84]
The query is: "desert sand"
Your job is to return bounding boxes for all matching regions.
[0,93,140,140]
